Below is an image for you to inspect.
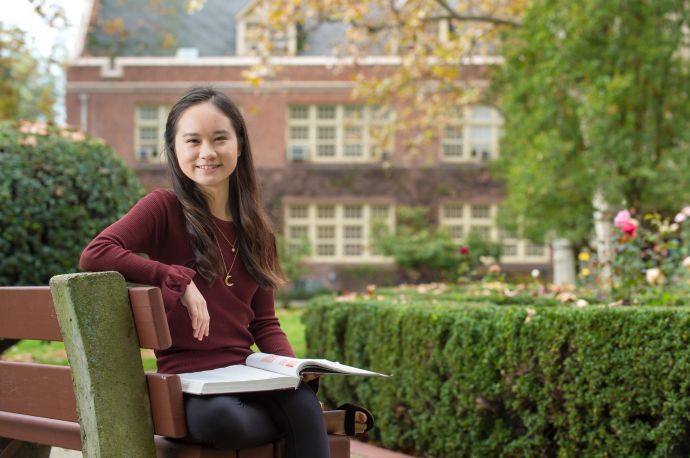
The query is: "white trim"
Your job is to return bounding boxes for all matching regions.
[69,54,502,69]
[66,80,357,93]
[236,0,261,20]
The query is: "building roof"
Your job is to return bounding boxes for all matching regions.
[84,0,346,57]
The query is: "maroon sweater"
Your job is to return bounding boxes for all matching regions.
[80,189,295,374]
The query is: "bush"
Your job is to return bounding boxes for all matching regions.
[0,121,144,285]
[304,296,690,457]
[373,206,502,283]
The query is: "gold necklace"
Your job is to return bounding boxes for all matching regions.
[211,221,239,287]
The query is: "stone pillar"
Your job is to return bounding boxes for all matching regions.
[50,272,156,458]
[552,239,576,286]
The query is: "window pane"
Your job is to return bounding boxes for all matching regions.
[344,106,363,120]
[371,206,389,218]
[344,226,362,239]
[139,107,158,120]
[316,144,336,157]
[139,127,158,141]
[317,106,336,119]
[448,225,464,239]
[288,226,308,239]
[317,205,335,219]
[289,126,309,140]
[470,126,491,142]
[317,126,336,140]
[471,205,490,219]
[317,244,336,256]
[289,205,308,219]
[526,243,545,256]
[502,244,517,256]
[316,226,335,239]
[443,144,463,157]
[444,125,463,140]
[443,205,463,219]
[470,226,491,239]
[289,106,309,119]
[344,144,363,157]
[344,244,363,256]
[470,105,494,121]
[344,126,362,141]
[344,205,362,218]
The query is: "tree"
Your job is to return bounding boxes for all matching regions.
[237,0,525,156]
[493,0,690,282]
[0,23,56,121]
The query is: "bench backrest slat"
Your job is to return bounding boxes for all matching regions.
[0,361,186,438]
[0,285,171,350]
[0,287,62,341]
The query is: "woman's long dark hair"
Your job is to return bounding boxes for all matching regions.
[164,86,286,288]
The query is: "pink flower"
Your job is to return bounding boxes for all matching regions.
[458,246,469,255]
[683,206,690,217]
[675,212,687,223]
[614,210,631,227]
[619,220,638,238]
[614,209,637,238]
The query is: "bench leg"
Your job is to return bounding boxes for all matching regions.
[0,439,51,458]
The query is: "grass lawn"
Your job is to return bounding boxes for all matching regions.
[2,308,306,371]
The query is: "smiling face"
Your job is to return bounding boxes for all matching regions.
[174,101,239,195]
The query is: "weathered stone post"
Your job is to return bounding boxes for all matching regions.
[552,239,576,286]
[50,272,156,457]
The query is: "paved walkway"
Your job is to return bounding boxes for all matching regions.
[50,440,415,457]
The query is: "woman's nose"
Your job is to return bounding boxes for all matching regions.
[199,141,216,158]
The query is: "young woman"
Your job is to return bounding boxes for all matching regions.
[80,87,371,456]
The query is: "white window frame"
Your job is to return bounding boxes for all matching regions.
[286,105,394,163]
[440,105,503,163]
[134,105,168,163]
[439,203,550,263]
[236,1,297,56]
[284,203,395,262]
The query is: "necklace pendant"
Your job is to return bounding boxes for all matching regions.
[224,274,234,287]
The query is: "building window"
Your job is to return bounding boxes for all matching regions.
[236,2,297,57]
[286,105,394,162]
[439,203,549,263]
[285,203,394,262]
[440,105,502,163]
[135,106,168,163]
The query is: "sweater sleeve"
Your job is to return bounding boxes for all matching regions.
[80,189,196,310]
[249,285,295,357]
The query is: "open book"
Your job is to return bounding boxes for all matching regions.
[179,352,389,395]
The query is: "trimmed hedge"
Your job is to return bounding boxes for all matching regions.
[304,297,690,457]
[0,121,144,285]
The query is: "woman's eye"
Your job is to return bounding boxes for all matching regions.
[215,137,227,142]
[186,139,199,144]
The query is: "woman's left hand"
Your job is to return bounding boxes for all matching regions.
[302,373,320,383]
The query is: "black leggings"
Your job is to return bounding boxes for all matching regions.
[183,384,329,458]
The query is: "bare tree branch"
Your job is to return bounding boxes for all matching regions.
[434,0,522,27]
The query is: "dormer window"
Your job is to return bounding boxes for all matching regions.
[236,0,297,56]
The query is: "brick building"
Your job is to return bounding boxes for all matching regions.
[66,0,550,290]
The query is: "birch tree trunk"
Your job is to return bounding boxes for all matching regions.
[592,189,613,292]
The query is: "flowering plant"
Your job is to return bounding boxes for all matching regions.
[609,207,690,304]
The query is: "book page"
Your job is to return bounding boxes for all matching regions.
[178,364,299,395]
[246,352,389,378]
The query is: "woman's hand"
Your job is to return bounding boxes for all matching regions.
[302,373,320,383]
[180,280,210,341]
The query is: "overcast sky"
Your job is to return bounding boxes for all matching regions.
[4,0,89,59]
[3,1,90,122]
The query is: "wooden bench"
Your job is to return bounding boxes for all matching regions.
[0,271,349,457]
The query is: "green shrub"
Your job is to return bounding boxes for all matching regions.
[305,297,690,457]
[0,121,144,285]
[373,206,502,283]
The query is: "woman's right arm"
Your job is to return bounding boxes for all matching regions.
[80,189,196,313]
